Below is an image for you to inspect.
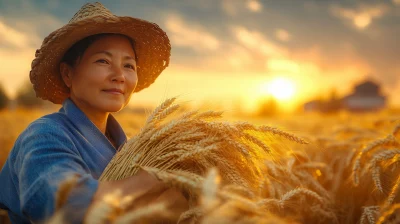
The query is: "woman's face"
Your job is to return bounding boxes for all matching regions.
[61,35,138,113]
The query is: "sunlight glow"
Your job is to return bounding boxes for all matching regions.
[354,14,371,29]
[260,77,296,100]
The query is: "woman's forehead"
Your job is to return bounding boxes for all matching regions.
[85,35,136,58]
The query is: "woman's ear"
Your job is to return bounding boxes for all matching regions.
[60,62,73,88]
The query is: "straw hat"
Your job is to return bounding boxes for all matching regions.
[30,2,171,104]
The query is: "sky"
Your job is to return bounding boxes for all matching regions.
[0,0,400,113]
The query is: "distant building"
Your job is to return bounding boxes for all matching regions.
[341,80,386,111]
[303,80,387,112]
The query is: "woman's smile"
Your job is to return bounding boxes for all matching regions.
[102,88,125,95]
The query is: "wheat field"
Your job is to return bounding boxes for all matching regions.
[2,100,400,224]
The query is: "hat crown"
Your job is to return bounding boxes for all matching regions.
[69,2,114,23]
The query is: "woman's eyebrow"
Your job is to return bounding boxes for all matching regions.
[124,55,136,61]
[93,51,135,61]
[93,50,112,57]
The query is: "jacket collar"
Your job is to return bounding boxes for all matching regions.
[60,98,127,151]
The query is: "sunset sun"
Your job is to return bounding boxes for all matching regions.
[260,77,296,100]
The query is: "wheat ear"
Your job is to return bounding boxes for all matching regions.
[353,135,400,185]
[368,150,400,193]
[360,206,380,224]
[153,104,180,125]
[258,125,309,144]
[177,208,203,224]
[141,166,200,189]
[387,175,400,206]
[193,110,224,120]
[144,97,176,125]
[280,188,325,206]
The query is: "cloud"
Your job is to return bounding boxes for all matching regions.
[221,0,239,16]
[0,19,41,97]
[0,12,62,98]
[0,20,35,49]
[330,4,389,29]
[0,1,63,46]
[0,47,35,98]
[226,46,253,69]
[275,29,291,42]
[221,0,262,16]
[165,14,220,52]
[232,26,286,57]
[266,58,299,73]
[246,0,263,13]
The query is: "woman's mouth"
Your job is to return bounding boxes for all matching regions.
[103,88,124,95]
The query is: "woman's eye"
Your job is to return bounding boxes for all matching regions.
[96,59,108,64]
[125,64,136,70]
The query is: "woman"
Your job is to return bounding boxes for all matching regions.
[0,2,188,223]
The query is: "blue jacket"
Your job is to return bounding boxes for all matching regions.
[0,98,127,223]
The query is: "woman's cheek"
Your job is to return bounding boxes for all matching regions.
[127,73,138,89]
[89,65,108,79]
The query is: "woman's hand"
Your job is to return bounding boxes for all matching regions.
[94,169,167,204]
[91,169,188,221]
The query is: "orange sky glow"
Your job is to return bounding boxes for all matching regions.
[0,0,399,114]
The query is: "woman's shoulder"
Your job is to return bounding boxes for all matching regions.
[7,112,78,165]
[24,111,70,135]
[14,111,76,149]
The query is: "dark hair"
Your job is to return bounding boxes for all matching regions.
[61,33,137,67]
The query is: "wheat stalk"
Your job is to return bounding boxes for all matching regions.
[258,126,308,144]
[367,149,400,192]
[377,204,400,224]
[387,175,400,206]
[201,168,220,212]
[360,206,380,224]
[353,135,400,185]
[177,208,203,224]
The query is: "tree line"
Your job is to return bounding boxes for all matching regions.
[0,82,46,110]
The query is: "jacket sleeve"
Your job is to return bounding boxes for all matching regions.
[12,120,99,223]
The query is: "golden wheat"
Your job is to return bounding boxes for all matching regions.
[36,99,400,224]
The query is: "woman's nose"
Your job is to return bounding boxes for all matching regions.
[111,66,125,83]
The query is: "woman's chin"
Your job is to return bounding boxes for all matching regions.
[106,105,124,112]
[100,102,125,113]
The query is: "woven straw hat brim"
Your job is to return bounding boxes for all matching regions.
[30,15,171,104]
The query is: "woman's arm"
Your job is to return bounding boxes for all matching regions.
[13,121,187,223]
[92,169,189,221]
[93,169,169,206]
[13,122,100,223]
